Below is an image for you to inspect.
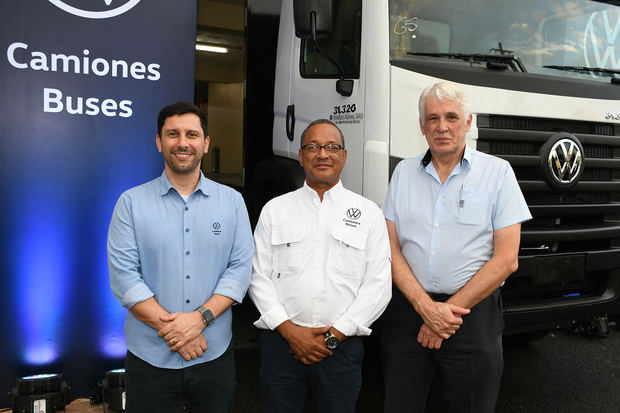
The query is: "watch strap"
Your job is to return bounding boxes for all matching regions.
[323,330,340,349]
[195,306,215,326]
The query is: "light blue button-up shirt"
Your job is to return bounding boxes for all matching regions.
[108,171,254,368]
[383,146,531,295]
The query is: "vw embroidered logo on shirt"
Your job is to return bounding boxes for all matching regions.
[212,222,222,235]
[346,208,361,220]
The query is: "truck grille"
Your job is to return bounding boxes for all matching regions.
[477,114,620,234]
[477,115,620,313]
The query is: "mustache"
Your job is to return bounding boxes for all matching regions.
[171,149,197,154]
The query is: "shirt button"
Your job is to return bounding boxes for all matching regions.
[186,251,190,255]
[434,223,439,227]
[186,275,190,279]
[186,299,190,303]
[185,206,188,211]
[431,251,436,256]
[186,228,190,232]
[277,273,281,279]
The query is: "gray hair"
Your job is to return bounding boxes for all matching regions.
[300,119,345,148]
[418,81,470,124]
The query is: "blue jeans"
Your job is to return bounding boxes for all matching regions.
[124,343,236,413]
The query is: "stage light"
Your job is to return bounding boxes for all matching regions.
[8,373,69,413]
[97,369,126,412]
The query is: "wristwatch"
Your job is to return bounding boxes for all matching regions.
[324,331,340,350]
[195,306,215,326]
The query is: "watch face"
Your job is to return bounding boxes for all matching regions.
[197,307,214,326]
[326,336,339,350]
[202,309,215,326]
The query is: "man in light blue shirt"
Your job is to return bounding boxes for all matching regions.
[107,102,254,412]
[381,81,531,413]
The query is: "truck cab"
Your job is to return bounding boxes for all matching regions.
[248,0,620,334]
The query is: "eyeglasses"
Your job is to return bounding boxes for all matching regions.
[300,143,344,153]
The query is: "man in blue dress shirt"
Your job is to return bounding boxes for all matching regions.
[107,101,254,412]
[381,81,532,413]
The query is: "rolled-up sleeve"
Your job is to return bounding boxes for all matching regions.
[492,162,532,230]
[107,192,154,309]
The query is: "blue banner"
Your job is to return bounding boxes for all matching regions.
[0,0,196,404]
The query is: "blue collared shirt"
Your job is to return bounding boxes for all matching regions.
[108,171,254,368]
[383,146,532,295]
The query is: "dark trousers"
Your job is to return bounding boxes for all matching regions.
[381,288,504,413]
[124,343,236,413]
[259,329,364,413]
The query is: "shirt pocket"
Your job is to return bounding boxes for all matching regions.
[327,225,367,279]
[271,226,308,277]
[456,189,491,225]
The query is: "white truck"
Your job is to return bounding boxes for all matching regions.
[244,0,620,335]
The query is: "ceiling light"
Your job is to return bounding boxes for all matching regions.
[195,44,228,54]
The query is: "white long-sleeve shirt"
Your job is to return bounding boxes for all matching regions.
[249,181,392,337]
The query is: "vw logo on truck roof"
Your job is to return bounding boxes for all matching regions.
[540,133,584,189]
[47,0,141,19]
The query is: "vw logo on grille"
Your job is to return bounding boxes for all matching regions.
[541,134,584,189]
[548,139,582,184]
[346,208,361,220]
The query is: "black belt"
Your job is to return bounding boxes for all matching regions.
[429,293,451,302]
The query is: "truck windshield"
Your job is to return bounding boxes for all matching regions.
[389,0,620,83]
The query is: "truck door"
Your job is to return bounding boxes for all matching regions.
[273,0,365,194]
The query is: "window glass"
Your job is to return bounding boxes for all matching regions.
[389,0,620,83]
[300,0,362,78]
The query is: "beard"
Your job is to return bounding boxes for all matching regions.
[163,150,202,175]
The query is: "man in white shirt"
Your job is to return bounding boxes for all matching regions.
[249,119,392,413]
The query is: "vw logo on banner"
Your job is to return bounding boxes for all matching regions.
[583,10,620,77]
[47,0,141,19]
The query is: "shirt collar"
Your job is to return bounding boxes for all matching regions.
[159,170,210,197]
[420,144,473,169]
[195,172,211,196]
[302,180,344,204]
[463,145,473,167]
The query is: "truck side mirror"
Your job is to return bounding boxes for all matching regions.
[293,0,333,39]
[336,79,354,97]
[293,0,353,97]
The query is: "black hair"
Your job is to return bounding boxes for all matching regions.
[300,119,345,148]
[157,101,208,137]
